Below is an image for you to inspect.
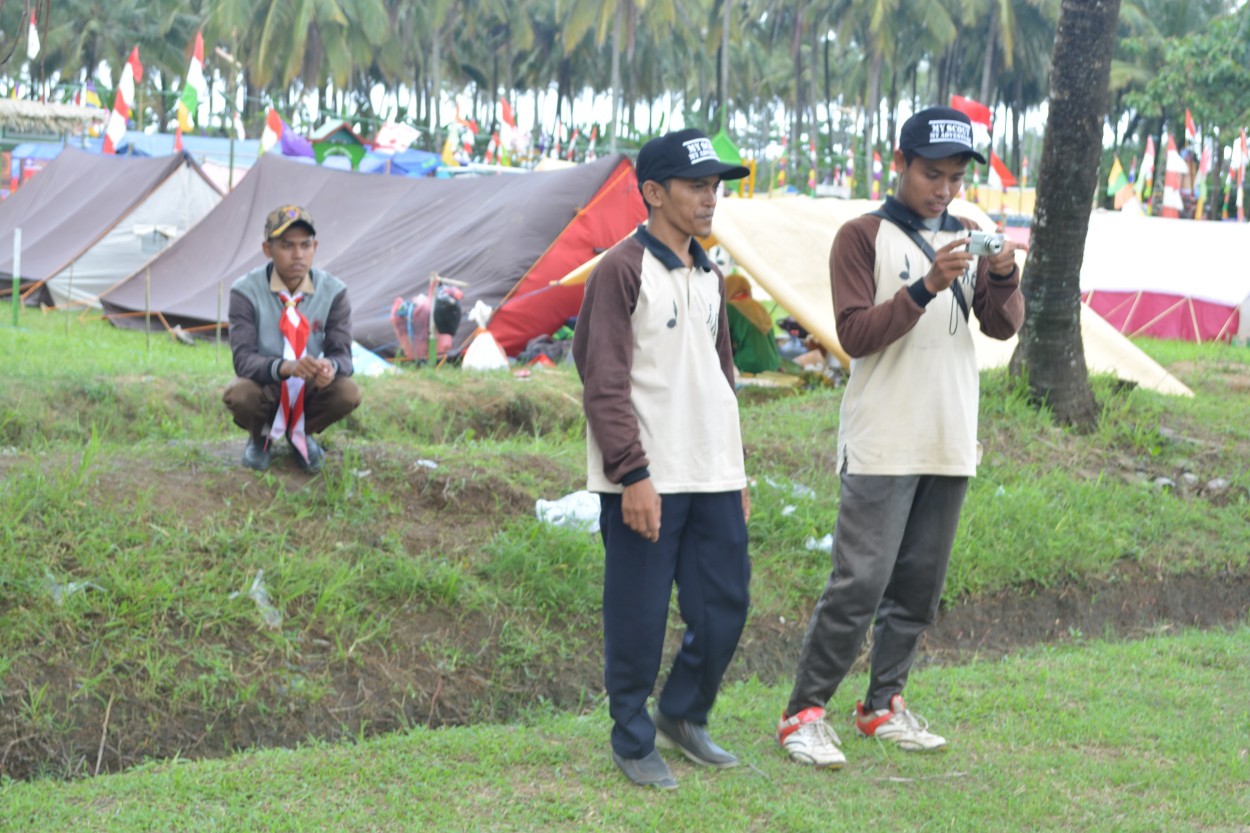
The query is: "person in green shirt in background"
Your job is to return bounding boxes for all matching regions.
[724,273,782,374]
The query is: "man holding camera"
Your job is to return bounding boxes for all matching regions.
[776,107,1026,768]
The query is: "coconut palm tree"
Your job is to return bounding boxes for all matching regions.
[1010,0,1122,426]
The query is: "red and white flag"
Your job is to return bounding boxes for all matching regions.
[988,150,1017,189]
[260,108,285,153]
[586,125,598,162]
[485,131,500,164]
[455,106,478,157]
[1161,133,1186,218]
[1185,109,1198,147]
[567,128,580,162]
[949,95,992,145]
[103,47,143,155]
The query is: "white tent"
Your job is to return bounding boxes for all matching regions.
[0,148,222,309]
[1079,211,1250,343]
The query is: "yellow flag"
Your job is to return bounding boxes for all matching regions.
[441,132,459,167]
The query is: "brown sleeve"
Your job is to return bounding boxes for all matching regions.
[571,238,649,484]
[323,289,355,377]
[959,218,1026,340]
[711,265,737,390]
[832,215,926,359]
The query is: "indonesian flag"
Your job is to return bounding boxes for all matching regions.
[988,150,1018,189]
[1185,109,1198,147]
[1161,133,1186,218]
[1133,136,1155,205]
[27,12,40,61]
[260,108,284,153]
[586,125,598,162]
[497,98,518,165]
[177,32,207,132]
[552,119,563,159]
[950,94,992,145]
[567,128,580,161]
[455,107,478,157]
[103,47,143,155]
[485,131,500,164]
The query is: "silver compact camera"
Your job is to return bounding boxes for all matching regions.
[966,230,1005,257]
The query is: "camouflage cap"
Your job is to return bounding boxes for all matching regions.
[263,205,316,239]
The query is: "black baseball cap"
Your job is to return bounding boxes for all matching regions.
[635,128,750,186]
[898,107,986,164]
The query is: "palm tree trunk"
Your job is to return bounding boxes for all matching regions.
[610,0,620,153]
[429,32,441,140]
[980,3,999,106]
[1010,0,1122,427]
[719,0,730,132]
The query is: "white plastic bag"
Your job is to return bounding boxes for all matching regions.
[535,490,601,533]
[461,330,509,371]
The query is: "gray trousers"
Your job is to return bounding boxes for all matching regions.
[786,472,968,715]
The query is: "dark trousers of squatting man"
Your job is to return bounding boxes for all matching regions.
[599,490,750,760]
[787,473,968,716]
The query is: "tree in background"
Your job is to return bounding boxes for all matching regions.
[1010,0,1122,427]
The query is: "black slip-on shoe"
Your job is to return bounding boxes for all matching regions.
[654,711,740,768]
[297,436,324,474]
[242,439,271,471]
[611,749,678,790]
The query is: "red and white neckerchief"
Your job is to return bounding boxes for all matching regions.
[269,290,310,462]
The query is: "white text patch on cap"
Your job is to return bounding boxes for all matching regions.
[683,137,720,165]
[928,120,973,149]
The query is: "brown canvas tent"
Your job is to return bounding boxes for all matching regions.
[100,152,645,354]
[0,147,222,308]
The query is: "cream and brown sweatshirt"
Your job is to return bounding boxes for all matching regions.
[572,226,746,494]
[833,197,1024,477]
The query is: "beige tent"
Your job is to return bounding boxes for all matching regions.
[559,196,1191,397]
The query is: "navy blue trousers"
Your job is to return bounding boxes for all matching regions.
[599,490,750,759]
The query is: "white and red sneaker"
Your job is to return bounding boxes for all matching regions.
[854,695,947,751]
[777,706,846,768]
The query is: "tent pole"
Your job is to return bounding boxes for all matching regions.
[11,228,20,327]
[216,281,223,354]
[66,263,73,334]
[145,268,151,352]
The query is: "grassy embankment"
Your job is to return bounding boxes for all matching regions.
[0,309,1248,828]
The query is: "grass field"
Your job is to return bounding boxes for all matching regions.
[1,308,1249,830]
[3,629,1248,832]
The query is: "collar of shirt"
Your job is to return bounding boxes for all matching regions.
[882,195,964,234]
[632,224,714,272]
[266,263,316,295]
